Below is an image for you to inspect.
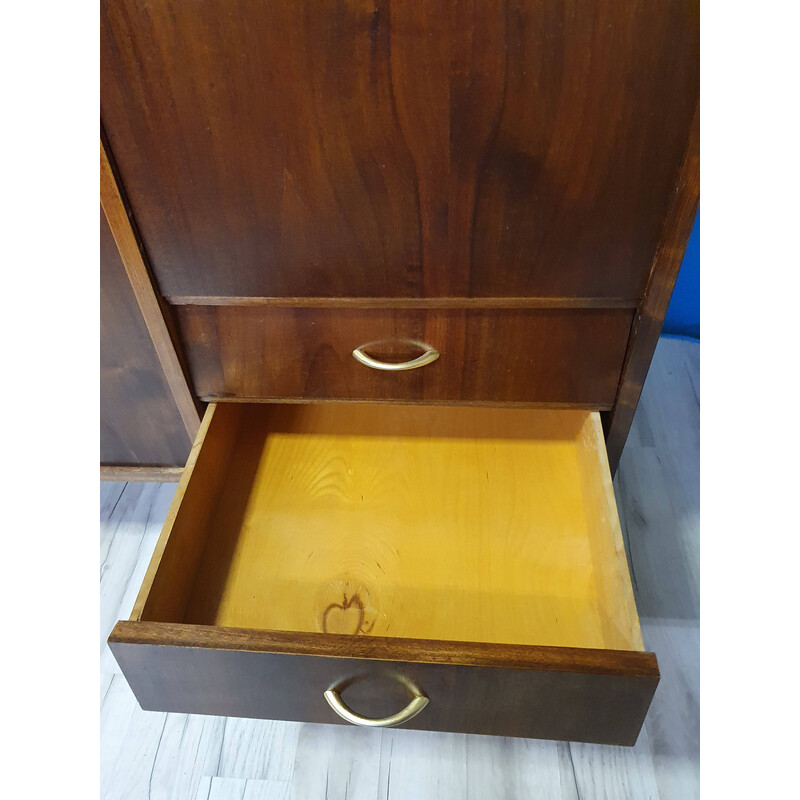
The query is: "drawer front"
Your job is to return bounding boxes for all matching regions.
[173,306,633,406]
[110,624,658,746]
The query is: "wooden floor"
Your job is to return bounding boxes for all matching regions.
[100,336,699,800]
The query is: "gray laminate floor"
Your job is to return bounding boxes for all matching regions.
[100,336,699,800]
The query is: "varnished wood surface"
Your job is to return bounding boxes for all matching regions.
[101,206,192,466]
[111,622,655,676]
[605,107,700,473]
[130,405,239,624]
[110,402,655,744]
[110,628,657,745]
[174,306,633,406]
[100,337,698,797]
[137,404,643,652]
[100,141,201,441]
[101,0,698,301]
[166,295,639,309]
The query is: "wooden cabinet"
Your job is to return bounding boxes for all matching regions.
[100,0,697,301]
[173,305,633,405]
[101,0,698,743]
[110,404,657,745]
[100,206,192,468]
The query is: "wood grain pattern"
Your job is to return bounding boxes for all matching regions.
[100,465,184,482]
[196,776,290,799]
[136,404,643,651]
[100,140,201,441]
[101,338,698,796]
[100,0,699,300]
[166,296,638,309]
[605,105,700,473]
[575,413,644,651]
[130,404,240,623]
[101,206,192,466]
[108,402,656,744]
[173,306,633,406]
[112,622,655,676]
[110,622,657,745]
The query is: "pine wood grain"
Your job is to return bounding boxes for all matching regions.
[138,404,643,652]
[130,404,240,623]
[110,402,656,745]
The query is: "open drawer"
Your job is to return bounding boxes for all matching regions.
[109,403,658,745]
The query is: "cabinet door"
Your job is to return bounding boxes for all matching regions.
[100,0,698,301]
[101,207,192,466]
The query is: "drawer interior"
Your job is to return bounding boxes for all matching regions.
[135,404,643,653]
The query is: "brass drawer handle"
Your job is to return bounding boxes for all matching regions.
[352,341,439,371]
[323,682,429,728]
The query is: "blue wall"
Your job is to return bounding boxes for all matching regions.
[663,209,699,339]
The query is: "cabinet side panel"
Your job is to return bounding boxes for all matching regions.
[101,207,192,466]
[605,102,700,472]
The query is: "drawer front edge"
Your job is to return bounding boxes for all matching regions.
[109,623,658,746]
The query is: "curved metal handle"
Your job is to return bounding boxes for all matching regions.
[323,683,429,728]
[352,342,439,371]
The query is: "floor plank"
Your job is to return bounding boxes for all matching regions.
[151,713,227,800]
[100,675,142,799]
[377,729,468,800]
[99,337,699,799]
[215,718,300,782]
[195,776,289,800]
[102,679,169,800]
[100,482,177,675]
[100,481,127,520]
[569,729,660,800]
[615,337,700,800]
[288,724,382,800]
[465,736,579,800]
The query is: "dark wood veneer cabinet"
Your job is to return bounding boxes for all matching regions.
[101,0,697,301]
[100,206,192,468]
[101,0,698,744]
[173,306,634,405]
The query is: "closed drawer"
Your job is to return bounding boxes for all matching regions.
[173,306,633,407]
[109,402,658,745]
